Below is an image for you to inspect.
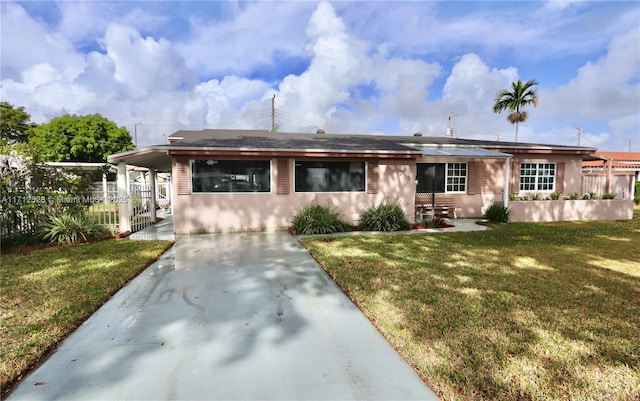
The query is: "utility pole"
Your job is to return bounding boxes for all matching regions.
[577,125,582,146]
[271,94,276,132]
[134,123,143,147]
[630,138,633,152]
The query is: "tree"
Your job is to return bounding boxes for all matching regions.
[28,114,134,162]
[0,102,36,145]
[492,79,539,143]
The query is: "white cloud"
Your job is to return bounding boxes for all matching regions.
[539,27,640,148]
[0,1,638,150]
[176,1,314,77]
[0,3,84,81]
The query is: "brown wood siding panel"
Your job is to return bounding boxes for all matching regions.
[176,158,190,195]
[367,160,379,194]
[478,159,504,193]
[556,162,565,194]
[277,158,290,194]
[467,161,479,194]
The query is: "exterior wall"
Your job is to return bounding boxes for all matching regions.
[510,154,582,196]
[170,151,604,233]
[510,199,633,222]
[172,157,416,233]
[414,157,508,218]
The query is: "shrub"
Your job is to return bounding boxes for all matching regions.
[508,193,519,201]
[601,193,616,199]
[422,215,447,227]
[41,212,108,244]
[359,201,411,232]
[567,192,580,200]
[527,192,542,200]
[291,204,351,235]
[550,192,562,200]
[583,190,599,200]
[635,181,640,205]
[483,203,512,224]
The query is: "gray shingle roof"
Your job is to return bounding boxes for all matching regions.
[168,129,422,153]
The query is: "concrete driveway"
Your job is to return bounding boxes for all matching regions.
[6,231,438,400]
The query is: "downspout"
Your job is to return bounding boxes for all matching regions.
[503,156,511,207]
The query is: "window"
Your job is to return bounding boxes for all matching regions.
[191,160,271,193]
[416,163,467,193]
[446,163,467,192]
[295,161,365,192]
[520,162,555,191]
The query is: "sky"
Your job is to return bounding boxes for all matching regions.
[1,1,639,151]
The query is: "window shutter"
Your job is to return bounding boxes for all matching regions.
[367,160,379,194]
[277,158,290,194]
[176,159,191,195]
[555,162,565,194]
[467,161,478,194]
[511,160,521,193]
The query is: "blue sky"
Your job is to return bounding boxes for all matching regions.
[1,1,638,150]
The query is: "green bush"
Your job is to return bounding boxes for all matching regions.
[41,212,108,244]
[291,204,352,235]
[635,181,640,205]
[527,192,542,200]
[550,192,563,200]
[483,203,512,224]
[601,193,616,199]
[359,201,411,232]
[583,190,599,200]
[567,192,580,200]
[422,215,447,227]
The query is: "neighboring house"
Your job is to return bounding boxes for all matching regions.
[582,151,640,200]
[107,129,632,233]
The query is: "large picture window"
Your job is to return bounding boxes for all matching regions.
[520,162,555,192]
[295,161,365,192]
[191,160,271,193]
[416,163,467,193]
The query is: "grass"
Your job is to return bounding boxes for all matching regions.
[301,212,640,400]
[0,239,173,393]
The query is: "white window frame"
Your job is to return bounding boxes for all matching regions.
[416,162,467,194]
[446,162,467,193]
[519,162,556,192]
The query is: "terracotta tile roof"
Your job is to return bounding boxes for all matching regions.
[583,151,640,169]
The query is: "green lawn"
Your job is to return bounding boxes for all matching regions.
[301,214,640,400]
[0,239,173,393]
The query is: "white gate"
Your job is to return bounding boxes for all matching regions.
[130,183,152,233]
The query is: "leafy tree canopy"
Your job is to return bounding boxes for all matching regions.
[28,114,134,162]
[0,102,36,145]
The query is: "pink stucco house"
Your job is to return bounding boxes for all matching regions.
[108,129,633,234]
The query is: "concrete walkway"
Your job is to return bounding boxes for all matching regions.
[6,226,441,400]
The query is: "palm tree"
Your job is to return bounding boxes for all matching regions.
[492,79,538,143]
